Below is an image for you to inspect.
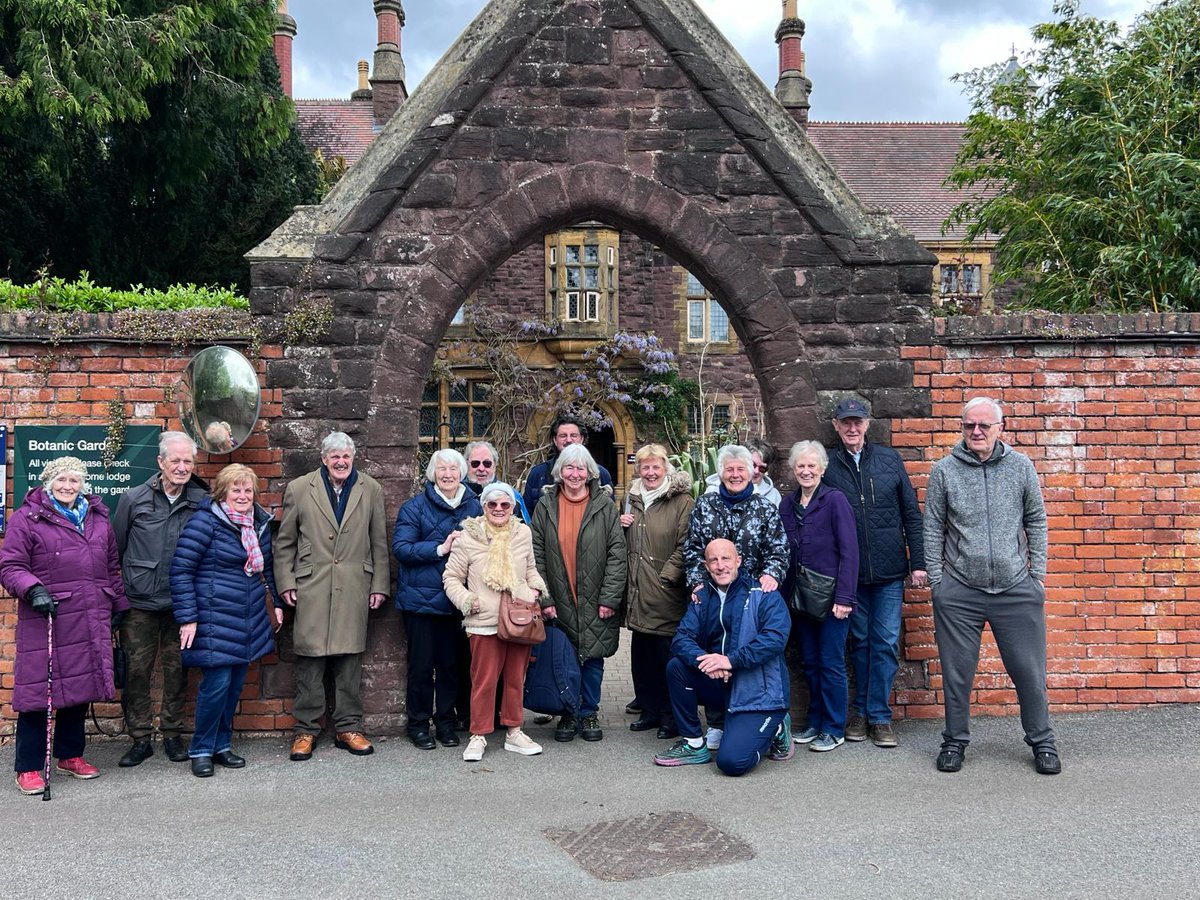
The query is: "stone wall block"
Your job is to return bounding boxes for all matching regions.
[342,190,400,235]
[899,264,936,295]
[859,360,915,389]
[811,359,866,390]
[788,297,838,326]
[373,235,434,265]
[250,262,305,289]
[852,267,898,294]
[567,129,626,165]
[314,234,365,263]
[565,27,613,64]
[781,235,838,267]
[868,387,931,419]
[337,361,376,390]
[336,291,380,317]
[401,173,457,208]
[836,294,894,324]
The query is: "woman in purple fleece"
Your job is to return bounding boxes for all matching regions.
[779,441,860,753]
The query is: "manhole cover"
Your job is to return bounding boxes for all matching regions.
[545,811,754,881]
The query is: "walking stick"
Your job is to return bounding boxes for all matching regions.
[43,614,54,802]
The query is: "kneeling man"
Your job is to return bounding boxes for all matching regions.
[654,539,792,775]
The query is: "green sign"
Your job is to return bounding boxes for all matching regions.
[14,425,161,514]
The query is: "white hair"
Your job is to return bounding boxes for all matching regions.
[425,448,467,482]
[963,397,1004,423]
[551,443,599,481]
[159,431,197,458]
[788,440,828,472]
[716,445,754,474]
[321,432,356,456]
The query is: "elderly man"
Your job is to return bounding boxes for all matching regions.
[925,397,1059,775]
[274,433,390,761]
[113,431,208,767]
[654,539,791,775]
[522,414,612,510]
[464,440,531,524]
[822,398,926,749]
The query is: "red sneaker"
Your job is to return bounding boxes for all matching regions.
[16,771,46,795]
[56,757,100,779]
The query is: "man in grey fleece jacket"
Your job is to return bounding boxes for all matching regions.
[924,397,1060,776]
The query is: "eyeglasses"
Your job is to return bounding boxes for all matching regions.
[485,500,513,510]
[469,459,494,469]
[962,421,999,433]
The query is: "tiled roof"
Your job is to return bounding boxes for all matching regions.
[806,122,987,243]
[293,99,378,167]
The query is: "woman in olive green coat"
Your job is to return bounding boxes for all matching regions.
[531,444,627,744]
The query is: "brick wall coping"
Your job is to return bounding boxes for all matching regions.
[0,309,254,344]
[936,312,1200,344]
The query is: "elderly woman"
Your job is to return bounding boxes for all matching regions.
[170,464,282,778]
[780,441,860,753]
[442,482,548,762]
[620,444,693,739]
[393,448,483,750]
[704,437,782,505]
[1,457,129,795]
[531,443,627,743]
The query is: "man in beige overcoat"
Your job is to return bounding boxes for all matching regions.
[274,432,390,761]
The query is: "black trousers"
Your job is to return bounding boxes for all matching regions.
[15,703,87,773]
[403,612,461,732]
[630,631,675,725]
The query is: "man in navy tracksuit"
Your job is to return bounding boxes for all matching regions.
[654,539,792,775]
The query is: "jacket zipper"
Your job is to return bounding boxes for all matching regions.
[840,450,876,583]
[718,589,728,656]
[984,463,995,592]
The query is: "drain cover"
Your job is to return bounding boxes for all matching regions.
[545,811,754,881]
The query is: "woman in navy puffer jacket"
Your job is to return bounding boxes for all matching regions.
[392,449,482,749]
[171,465,281,778]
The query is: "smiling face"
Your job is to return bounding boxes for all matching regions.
[158,439,196,495]
[322,447,355,487]
[225,479,255,515]
[560,461,590,498]
[833,416,869,455]
[638,456,667,490]
[467,445,496,486]
[434,459,462,495]
[50,473,83,507]
[704,539,742,588]
[484,497,514,527]
[553,423,584,452]
[793,453,824,494]
[720,457,751,493]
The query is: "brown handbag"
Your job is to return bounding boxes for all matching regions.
[497,590,546,646]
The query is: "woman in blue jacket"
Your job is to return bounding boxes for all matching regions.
[392,449,482,750]
[780,441,860,753]
[170,465,281,778]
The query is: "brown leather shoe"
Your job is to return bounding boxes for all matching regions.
[290,734,315,761]
[334,731,374,756]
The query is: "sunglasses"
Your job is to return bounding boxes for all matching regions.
[485,500,513,510]
[753,464,769,473]
[469,459,494,469]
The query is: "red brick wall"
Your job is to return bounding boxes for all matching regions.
[893,313,1200,719]
[0,327,287,738]
[3,313,1198,738]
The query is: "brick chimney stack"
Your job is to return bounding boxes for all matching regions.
[775,0,812,125]
[273,0,297,98]
[370,0,408,125]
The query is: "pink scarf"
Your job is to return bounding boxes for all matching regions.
[221,503,264,576]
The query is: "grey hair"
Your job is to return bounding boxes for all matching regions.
[716,445,754,474]
[425,448,468,482]
[464,440,499,463]
[321,432,356,456]
[551,443,599,482]
[963,397,1004,423]
[744,437,776,467]
[159,431,197,459]
[479,481,516,506]
[788,440,829,472]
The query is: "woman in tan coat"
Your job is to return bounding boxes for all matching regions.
[442,482,548,763]
[620,445,693,739]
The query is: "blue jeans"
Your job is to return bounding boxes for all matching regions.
[580,657,604,717]
[665,658,784,776]
[848,580,905,724]
[793,613,851,738]
[190,664,249,758]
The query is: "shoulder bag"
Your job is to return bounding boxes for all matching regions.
[788,566,837,621]
[497,590,547,646]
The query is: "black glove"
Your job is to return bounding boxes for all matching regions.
[27,585,58,618]
[112,610,127,632]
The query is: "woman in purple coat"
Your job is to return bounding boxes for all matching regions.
[0,457,129,795]
[780,441,860,753]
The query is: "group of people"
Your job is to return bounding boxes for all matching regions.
[1,396,1060,793]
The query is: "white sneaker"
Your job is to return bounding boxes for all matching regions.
[504,729,543,756]
[705,727,724,751]
[462,734,486,762]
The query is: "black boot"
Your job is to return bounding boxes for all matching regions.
[119,740,154,768]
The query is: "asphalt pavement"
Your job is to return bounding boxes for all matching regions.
[2,704,1198,899]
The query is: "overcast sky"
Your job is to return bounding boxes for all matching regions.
[288,0,1154,121]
